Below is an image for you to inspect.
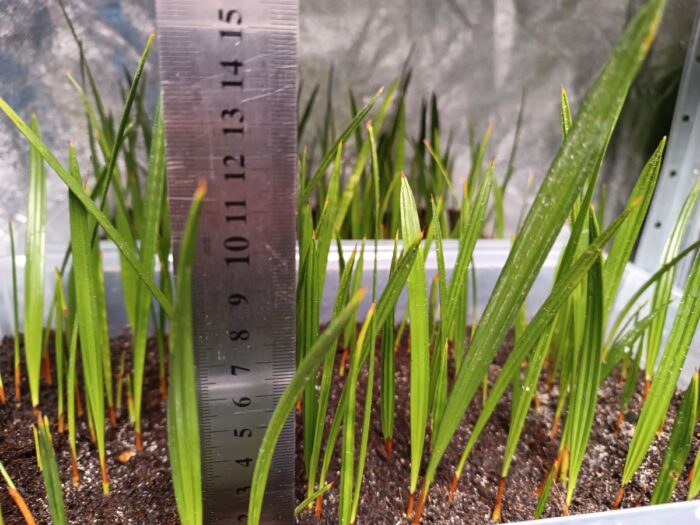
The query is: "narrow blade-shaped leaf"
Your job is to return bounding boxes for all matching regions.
[24,115,46,407]
[400,176,430,500]
[168,181,206,525]
[0,98,173,316]
[420,1,665,512]
[37,418,67,525]
[645,176,700,380]
[602,139,665,317]
[565,211,604,506]
[334,84,397,231]
[133,101,166,448]
[651,372,698,504]
[9,221,21,402]
[451,201,634,489]
[341,305,375,524]
[301,88,383,207]
[623,234,700,485]
[307,248,357,501]
[67,146,108,492]
[249,289,367,525]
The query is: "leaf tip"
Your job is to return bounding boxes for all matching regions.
[195,178,208,200]
[641,6,663,55]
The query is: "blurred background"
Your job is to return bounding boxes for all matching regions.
[0,0,695,250]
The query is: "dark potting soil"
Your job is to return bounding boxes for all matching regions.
[295,331,696,524]
[0,330,693,525]
[0,335,178,524]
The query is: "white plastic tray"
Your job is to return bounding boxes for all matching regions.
[322,239,699,386]
[1,239,698,523]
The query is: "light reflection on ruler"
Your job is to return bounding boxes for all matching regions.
[156,1,297,523]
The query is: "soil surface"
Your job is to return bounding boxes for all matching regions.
[0,329,694,524]
[295,331,696,524]
[0,335,178,524]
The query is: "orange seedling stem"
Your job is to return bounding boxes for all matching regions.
[406,491,415,518]
[385,438,393,459]
[612,486,625,509]
[314,494,323,517]
[550,414,560,439]
[643,378,651,402]
[41,350,53,385]
[14,365,21,402]
[126,388,134,420]
[491,477,506,522]
[7,486,36,525]
[411,483,427,525]
[559,449,570,484]
[448,472,459,501]
[537,457,561,497]
[135,431,143,452]
[160,374,168,399]
[614,411,624,435]
[100,458,110,494]
[70,453,80,486]
[75,385,84,417]
[109,406,117,427]
[655,416,665,436]
[546,363,555,393]
[338,346,349,376]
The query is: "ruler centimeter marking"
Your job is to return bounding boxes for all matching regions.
[156,1,297,523]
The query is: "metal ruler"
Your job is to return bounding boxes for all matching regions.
[156,2,297,523]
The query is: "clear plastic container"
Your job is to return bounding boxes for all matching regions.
[2,239,699,523]
[322,239,698,386]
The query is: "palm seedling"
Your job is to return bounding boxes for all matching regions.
[618,184,700,505]
[0,463,34,525]
[168,180,207,525]
[36,417,67,525]
[24,115,46,410]
[250,0,700,523]
[4,0,700,523]
[414,2,667,521]
[9,220,21,403]
[67,144,109,492]
[650,372,699,504]
[0,12,194,523]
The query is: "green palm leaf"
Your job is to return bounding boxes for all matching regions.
[651,372,698,504]
[248,289,367,525]
[132,101,167,449]
[24,115,46,408]
[400,176,430,504]
[622,224,700,486]
[168,181,207,525]
[0,99,173,316]
[36,417,67,525]
[418,1,665,515]
[67,146,108,493]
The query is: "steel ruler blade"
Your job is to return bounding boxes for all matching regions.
[156,1,297,523]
